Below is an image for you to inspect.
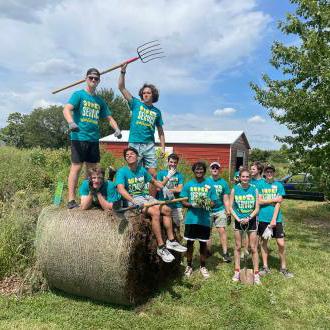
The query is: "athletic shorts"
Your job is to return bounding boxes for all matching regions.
[128,195,158,207]
[171,207,183,227]
[211,210,227,228]
[128,142,157,169]
[234,217,257,232]
[71,140,100,164]
[184,224,211,242]
[258,221,285,239]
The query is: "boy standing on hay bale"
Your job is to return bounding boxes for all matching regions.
[118,63,165,188]
[156,153,184,229]
[79,167,121,210]
[63,68,122,209]
[116,147,187,263]
[180,162,219,279]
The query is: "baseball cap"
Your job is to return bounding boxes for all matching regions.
[264,164,275,172]
[210,161,221,168]
[86,68,100,76]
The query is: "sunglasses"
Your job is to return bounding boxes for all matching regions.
[88,76,100,82]
[211,166,220,170]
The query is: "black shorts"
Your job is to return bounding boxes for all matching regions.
[234,217,257,231]
[184,224,211,242]
[71,140,100,163]
[258,221,285,239]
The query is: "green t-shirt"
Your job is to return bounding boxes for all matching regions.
[115,165,152,197]
[68,89,111,142]
[180,179,218,227]
[250,177,265,189]
[79,180,121,203]
[258,180,285,223]
[128,97,163,143]
[232,183,257,219]
[207,177,230,212]
[156,169,184,209]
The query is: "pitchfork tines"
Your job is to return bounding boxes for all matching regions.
[137,40,165,63]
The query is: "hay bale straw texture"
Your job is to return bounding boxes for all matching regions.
[36,206,181,305]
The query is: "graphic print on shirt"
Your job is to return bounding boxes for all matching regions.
[260,185,279,200]
[190,185,211,203]
[234,194,256,214]
[136,105,157,128]
[81,100,100,125]
[128,176,148,196]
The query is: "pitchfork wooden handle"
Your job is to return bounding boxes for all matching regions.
[51,57,140,94]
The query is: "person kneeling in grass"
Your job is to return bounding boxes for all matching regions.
[116,147,187,263]
[181,161,218,279]
[257,164,294,278]
[230,168,261,285]
[80,167,121,211]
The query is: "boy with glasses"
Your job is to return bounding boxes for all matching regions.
[207,162,232,263]
[63,68,122,209]
[257,164,294,278]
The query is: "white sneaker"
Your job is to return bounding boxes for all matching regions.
[232,271,240,282]
[184,266,193,277]
[166,239,187,253]
[157,246,175,263]
[254,273,261,285]
[200,267,210,279]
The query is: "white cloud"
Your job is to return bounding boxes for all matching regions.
[214,107,237,116]
[29,58,79,75]
[248,115,266,123]
[32,99,63,108]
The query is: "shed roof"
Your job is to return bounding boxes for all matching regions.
[100,130,250,148]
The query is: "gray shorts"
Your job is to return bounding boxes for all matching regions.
[171,207,183,227]
[128,142,157,169]
[211,210,227,228]
[128,195,158,206]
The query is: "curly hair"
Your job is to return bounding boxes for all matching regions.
[87,166,105,178]
[138,83,159,103]
[251,161,264,175]
[192,161,207,173]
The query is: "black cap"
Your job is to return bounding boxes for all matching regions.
[264,164,275,172]
[86,68,100,76]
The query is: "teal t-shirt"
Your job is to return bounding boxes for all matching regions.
[207,177,230,213]
[232,184,258,219]
[68,89,111,142]
[115,165,152,197]
[250,177,265,189]
[156,169,184,209]
[79,180,121,203]
[128,97,163,143]
[180,179,218,227]
[258,180,285,223]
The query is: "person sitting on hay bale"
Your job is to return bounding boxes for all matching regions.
[180,161,219,279]
[116,147,187,263]
[156,153,184,230]
[79,166,121,211]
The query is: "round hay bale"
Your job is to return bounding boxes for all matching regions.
[35,206,181,305]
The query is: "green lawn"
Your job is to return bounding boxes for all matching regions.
[0,200,329,329]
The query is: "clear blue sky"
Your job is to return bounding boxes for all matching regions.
[0,0,298,149]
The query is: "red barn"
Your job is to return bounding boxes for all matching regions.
[100,130,250,177]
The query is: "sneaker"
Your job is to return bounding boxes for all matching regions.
[67,200,79,209]
[259,266,271,276]
[222,252,232,263]
[200,267,210,279]
[254,273,261,285]
[280,268,294,278]
[166,239,187,253]
[157,246,175,263]
[184,266,193,277]
[232,271,240,282]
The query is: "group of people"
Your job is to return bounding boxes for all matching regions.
[62,63,293,284]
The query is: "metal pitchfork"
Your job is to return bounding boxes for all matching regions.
[52,40,165,94]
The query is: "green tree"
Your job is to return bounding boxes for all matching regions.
[251,0,330,194]
[249,148,272,163]
[0,112,26,148]
[97,88,131,138]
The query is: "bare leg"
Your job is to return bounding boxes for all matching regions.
[234,230,242,271]
[147,167,157,197]
[160,205,175,241]
[186,240,194,266]
[199,241,207,267]
[147,206,164,246]
[260,238,269,268]
[249,232,259,272]
[218,227,228,254]
[276,238,286,269]
[68,163,82,201]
